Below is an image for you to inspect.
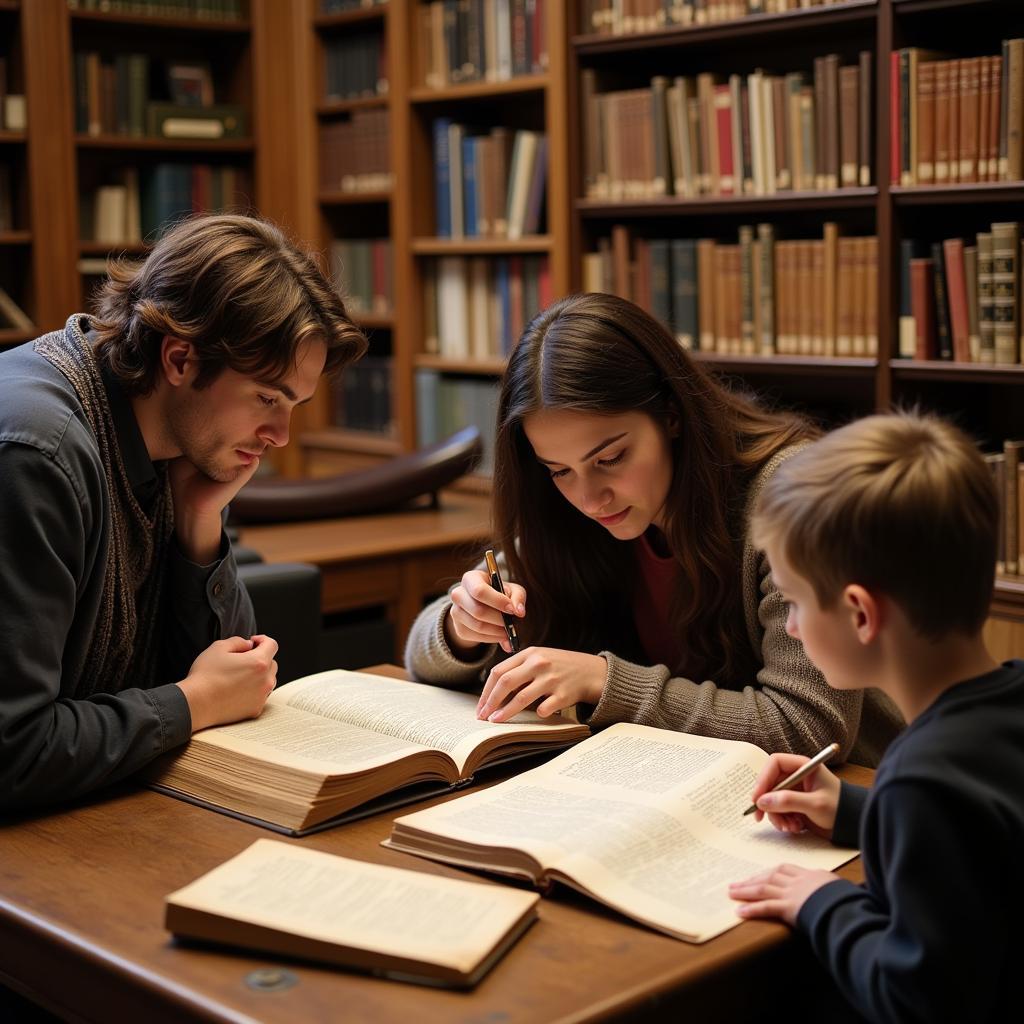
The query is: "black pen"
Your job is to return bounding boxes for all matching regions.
[485,549,520,654]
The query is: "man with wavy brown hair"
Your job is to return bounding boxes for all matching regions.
[0,214,366,808]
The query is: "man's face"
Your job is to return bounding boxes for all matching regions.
[167,337,327,482]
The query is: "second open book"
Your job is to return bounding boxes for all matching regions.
[148,669,588,835]
[384,723,858,943]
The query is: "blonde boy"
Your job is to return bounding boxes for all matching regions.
[728,412,1022,1023]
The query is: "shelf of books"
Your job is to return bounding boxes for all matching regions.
[299,0,397,475]
[568,0,1024,615]
[67,0,256,314]
[0,1,34,345]
[300,0,570,480]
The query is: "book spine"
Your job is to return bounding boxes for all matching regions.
[916,59,935,184]
[910,257,936,360]
[930,241,953,360]
[977,231,996,363]
[858,50,872,186]
[991,221,1020,363]
[1005,440,1023,575]
[942,237,970,363]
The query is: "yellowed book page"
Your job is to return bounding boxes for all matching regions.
[191,702,434,775]
[391,724,856,943]
[167,839,538,974]
[268,669,582,774]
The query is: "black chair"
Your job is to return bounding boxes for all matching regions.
[234,559,321,684]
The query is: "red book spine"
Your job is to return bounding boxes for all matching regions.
[714,84,735,195]
[943,237,971,362]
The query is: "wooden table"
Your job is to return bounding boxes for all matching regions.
[238,493,491,649]
[0,669,872,1024]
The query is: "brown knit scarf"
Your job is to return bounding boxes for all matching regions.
[35,316,174,695]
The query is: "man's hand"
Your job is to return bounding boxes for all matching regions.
[477,647,606,722]
[168,455,260,564]
[729,864,840,926]
[177,634,278,733]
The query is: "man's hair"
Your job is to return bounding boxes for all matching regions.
[752,412,998,640]
[90,213,367,394]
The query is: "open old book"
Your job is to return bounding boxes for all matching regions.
[384,723,858,943]
[148,669,589,835]
[166,839,539,987]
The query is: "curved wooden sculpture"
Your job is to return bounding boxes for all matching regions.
[228,426,484,524]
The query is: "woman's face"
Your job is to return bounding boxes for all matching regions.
[522,408,675,539]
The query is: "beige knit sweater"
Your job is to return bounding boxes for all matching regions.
[404,448,904,766]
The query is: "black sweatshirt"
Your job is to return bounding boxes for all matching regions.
[798,659,1024,1024]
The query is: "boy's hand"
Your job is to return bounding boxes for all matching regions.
[177,634,278,732]
[169,455,261,565]
[749,752,842,839]
[477,647,606,721]
[446,569,527,655]
[729,864,840,926]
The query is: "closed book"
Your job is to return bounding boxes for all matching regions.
[437,255,470,358]
[1006,39,1024,181]
[916,59,936,184]
[964,244,981,360]
[934,59,952,184]
[739,225,755,352]
[697,237,715,350]
[461,135,479,238]
[756,223,775,355]
[977,231,996,363]
[930,241,953,360]
[839,63,859,187]
[991,221,1020,363]
[670,238,697,349]
[942,237,971,362]
[714,84,735,195]
[898,238,925,358]
[1005,440,1023,575]
[649,239,672,331]
[959,56,981,183]
[910,257,936,360]
[145,103,246,140]
[823,221,839,356]
[219,830,572,996]
[858,50,872,185]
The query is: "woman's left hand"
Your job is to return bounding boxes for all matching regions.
[477,647,607,723]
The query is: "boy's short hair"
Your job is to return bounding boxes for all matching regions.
[91,213,367,395]
[752,412,998,640]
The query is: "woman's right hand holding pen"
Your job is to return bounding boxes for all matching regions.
[445,569,527,655]
[749,752,842,840]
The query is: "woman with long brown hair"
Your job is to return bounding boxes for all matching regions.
[405,293,901,764]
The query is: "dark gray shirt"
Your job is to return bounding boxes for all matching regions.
[0,330,256,809]
[798,659,1024,1023]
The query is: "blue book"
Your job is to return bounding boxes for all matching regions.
[670,239,697,350]
[461,135,479,238]
[432,118,453,237]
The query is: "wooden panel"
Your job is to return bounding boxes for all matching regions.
[984,616,1024,661]
[22,0,79,327]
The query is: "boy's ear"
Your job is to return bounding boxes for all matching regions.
[161,335,194,387]
[842,584,881,645]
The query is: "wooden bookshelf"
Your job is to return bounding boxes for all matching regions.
[567,0,1023,628]
[299,0,571,471]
